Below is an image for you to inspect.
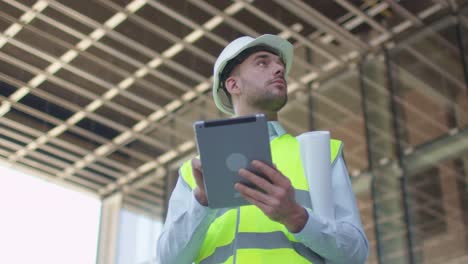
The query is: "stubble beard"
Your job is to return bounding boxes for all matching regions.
[250,91,288,113]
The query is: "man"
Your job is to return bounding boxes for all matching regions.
[157,34,368,264]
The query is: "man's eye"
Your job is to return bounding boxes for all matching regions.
[257,61,267,66]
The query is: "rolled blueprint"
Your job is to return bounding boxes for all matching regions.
[297,131,334,220]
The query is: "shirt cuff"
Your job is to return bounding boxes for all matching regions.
[293,207,338,258]
[189,193,218,226]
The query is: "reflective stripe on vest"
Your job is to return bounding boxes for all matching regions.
[200,232,325,264]
[181,134,342,263]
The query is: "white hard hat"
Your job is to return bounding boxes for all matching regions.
[212,34,294,115]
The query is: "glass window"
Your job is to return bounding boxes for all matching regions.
[116,208,163,264]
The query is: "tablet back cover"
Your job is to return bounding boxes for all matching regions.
[194,114,272,208]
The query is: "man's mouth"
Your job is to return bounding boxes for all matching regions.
[270,78,286,86]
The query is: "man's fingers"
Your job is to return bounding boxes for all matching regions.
[191,158,204,188]
[235,183,274,215]
[235,182,274,205]
[238,168,276,194]
[240,193,270,212]
[191,158,208,205]
[193,169,203,186]
[192,158,202,171]
[251,160,288,185]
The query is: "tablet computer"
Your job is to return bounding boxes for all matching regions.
[193,114,272,208]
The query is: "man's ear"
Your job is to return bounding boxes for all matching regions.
[225,76,241,96]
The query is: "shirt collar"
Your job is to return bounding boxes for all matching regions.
[267,121,286,140]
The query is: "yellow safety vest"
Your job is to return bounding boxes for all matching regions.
[180,134,342,264]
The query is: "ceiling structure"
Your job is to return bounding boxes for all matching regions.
[0,0,466,220]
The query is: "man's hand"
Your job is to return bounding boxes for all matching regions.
[192,158,208,206]
[234,160,308,233]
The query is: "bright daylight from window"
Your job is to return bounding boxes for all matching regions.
[0,163,101,264]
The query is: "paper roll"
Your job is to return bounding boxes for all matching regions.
[297,131,334,220]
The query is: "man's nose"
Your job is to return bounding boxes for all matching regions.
[273,62,285,76]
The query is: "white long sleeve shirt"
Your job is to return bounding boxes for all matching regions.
[157,122,369,264]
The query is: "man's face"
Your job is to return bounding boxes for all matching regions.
[232,50,288,112]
